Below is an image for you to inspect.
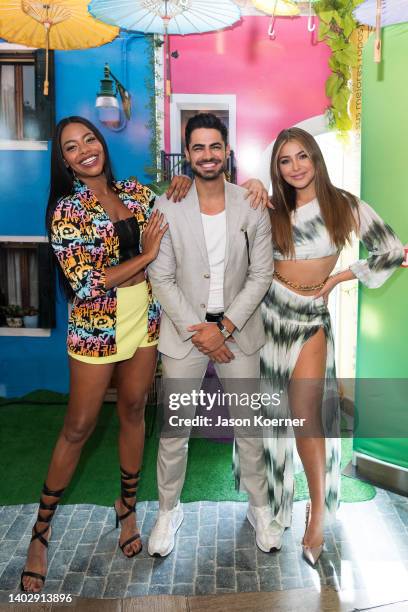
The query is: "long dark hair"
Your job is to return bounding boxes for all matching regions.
[46,116,116,300]
[270,127,358,257]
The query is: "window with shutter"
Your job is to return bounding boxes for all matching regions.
[0,239,56,336]
[0,46,55,149]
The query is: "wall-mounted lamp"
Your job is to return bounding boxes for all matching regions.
[95,63,131,130]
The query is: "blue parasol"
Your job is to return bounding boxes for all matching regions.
[88,0,242,35]
[88,0,242,96]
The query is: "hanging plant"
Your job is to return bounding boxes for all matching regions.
[144,34,166,190]
[314,0,364,133]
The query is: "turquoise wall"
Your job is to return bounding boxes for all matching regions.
[354,25,408,467]
[0,33,154,397]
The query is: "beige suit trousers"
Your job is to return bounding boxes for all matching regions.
[157,343,269,510]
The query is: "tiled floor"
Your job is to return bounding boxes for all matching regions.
[0,489,408,603]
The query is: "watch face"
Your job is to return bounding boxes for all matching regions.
[219,323,230,338]
[217,321,229,337]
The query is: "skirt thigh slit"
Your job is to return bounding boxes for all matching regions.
[233,282,340,528]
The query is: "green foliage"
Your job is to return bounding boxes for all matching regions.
[1,304,23,317]
[144,35,165,185]
[314,0,364,134]
[145,180,170,196]
[23,306,38,316]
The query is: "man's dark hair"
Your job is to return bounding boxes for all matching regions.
[185,113,228,148]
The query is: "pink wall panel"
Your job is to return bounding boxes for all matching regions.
[165,16,331,181]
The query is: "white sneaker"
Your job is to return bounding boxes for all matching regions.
[247,504,283,553]
[148,502,184,557]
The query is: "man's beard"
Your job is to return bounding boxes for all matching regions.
[190,159,227,181]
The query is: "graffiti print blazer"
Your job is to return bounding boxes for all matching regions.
[51,178,160,357]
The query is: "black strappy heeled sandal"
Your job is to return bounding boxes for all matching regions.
[20,483,65,592]
[114,466,142,558]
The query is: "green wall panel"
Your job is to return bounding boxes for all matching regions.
[354,24,408,466]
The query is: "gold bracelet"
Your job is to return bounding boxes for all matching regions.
[274,270,329,291]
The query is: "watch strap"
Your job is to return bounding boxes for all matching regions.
[216,320,231,338]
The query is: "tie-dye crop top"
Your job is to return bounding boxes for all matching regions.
[273,197,404,288]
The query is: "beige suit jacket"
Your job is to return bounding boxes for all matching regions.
[148,181,274,359]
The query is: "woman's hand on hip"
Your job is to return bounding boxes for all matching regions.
[315,269,355,303]
[315,274,340,303]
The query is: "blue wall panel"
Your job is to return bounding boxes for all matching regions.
[54,34,153,184]
[0,34,154,397]
[0,150,51,235]
[0,293,69,398]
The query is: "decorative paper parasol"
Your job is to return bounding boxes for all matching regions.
[354,0,408,27]
[0,1,119,94]
[252,0,299,16]
[89,0,242,96]
[354,0,408,62]
[88,0,241,35]
[292,0,317,33]
[252,0,300,37]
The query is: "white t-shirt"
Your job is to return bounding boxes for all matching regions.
[201,210,226,312]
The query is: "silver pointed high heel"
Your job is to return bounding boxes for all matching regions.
[302,502,324,566]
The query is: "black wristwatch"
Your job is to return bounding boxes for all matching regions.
[216,320,231,339]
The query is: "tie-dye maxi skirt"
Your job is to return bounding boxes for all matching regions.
[234,280,341,529]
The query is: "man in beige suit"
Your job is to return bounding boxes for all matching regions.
[148,113,279,556]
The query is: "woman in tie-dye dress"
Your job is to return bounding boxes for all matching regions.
[237,127,404,565]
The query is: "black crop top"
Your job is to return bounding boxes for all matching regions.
[113,216,140,262]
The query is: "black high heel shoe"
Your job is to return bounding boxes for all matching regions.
[114,466,142,558]
[20,483,65,592]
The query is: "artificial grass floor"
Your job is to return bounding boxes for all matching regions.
[0,391,376,506]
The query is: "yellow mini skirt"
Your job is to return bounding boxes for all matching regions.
[68,281,157,365]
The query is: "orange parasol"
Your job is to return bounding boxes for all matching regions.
[0,1,119,94]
